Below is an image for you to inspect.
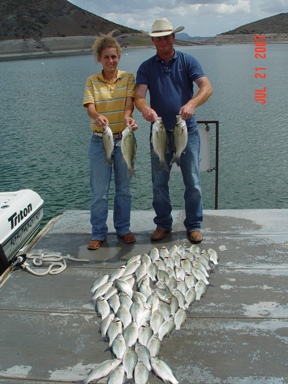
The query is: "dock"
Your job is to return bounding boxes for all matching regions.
[1,209,288,383]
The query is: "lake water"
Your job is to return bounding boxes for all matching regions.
[1,43,288,227]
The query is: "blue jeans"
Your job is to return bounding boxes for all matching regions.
[89,134,133,240]
[151,128,203,232]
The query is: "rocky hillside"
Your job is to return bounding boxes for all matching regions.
[0,0,139,40]
[221,12,288,35]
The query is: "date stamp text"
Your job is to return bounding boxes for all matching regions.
[254,34,266,104]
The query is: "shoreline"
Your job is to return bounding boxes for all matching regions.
[0,33,287,62]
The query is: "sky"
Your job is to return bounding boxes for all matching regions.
[68,0,287,37]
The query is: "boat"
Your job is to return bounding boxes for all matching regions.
[0,189,44,274]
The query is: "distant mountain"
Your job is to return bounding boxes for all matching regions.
[0,0,139,41]
[177,33,213,41]
[221,13,288,35]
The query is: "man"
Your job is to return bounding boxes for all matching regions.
[135,18,213,243]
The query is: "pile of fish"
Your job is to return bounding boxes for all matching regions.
[102,125,136,176]
[77,244,219,384]
[152,115,188,172]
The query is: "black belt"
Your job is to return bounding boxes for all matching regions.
[93,132,122,139]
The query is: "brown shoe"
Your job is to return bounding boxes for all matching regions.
[121,232,136,244]
[151,228,172,241]
[188,230,203,244]
[87,239,102,250]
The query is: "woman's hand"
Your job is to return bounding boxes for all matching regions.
[125,116,138,131]
[95,114,109,127]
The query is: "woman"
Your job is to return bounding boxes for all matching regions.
[83,34,137,250]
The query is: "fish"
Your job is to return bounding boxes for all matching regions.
[195,279,207,301]
[157,269,170,282]
[134,361,150,384]
[166,276,177,291]
[132,291,147,306]
[92,281,113,302]
[158,317,175,341]
[116,304,132,329]
[151,117,169,172]
[108,293,121,315]
[135,343,152,371]
[169,244,179,257]
[103,286,118,301]
[86,243,216,384]
[111,333,126,359]
[155,287,172,303]
[113,279,133,298]
[150,309,164,335]
[208,248,219,265]
[141,253,152,267]
[96,297,110,320]
[171,288,186,309]
[191,267,210,285]
[193,261,210,278]
[151,357,179,384]
[147,334,161,357]
[123,275,135,288]
[78,358,122,384]
[147,262,158,282]
[138,322,153,347]
[170,115,188,166]
[102,125,114,165]
[100,312,114,340]
[109,265,126,281]
[158,300,171,321]
[138,279,152,298]
[196,254,211,271]
[119,292,133,310]
[127,254,142,265]
[185,273,197,289]
[123,346,138,379]
[107,317,122,347]
[137,306,151,328]
[176,279,187,296]
[164,255,175,270]
[174,308,187,330]
[130,300,144,324]
[189,244,201,254]
[180,258,193,274]
[147,292,160,312]
[107,364,125,384]
[120,125,137,176]
[175,265,186,281]
[148,247,160,262]
[123,259,141,277]
[183,250,195,263]
[123,321,138,347]
[90,274,109,294]
[135,261,147,282]
[170,295,180,315]
[159,246,170,259]
[185,287,196,308]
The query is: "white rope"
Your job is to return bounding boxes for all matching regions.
[19,252,89,276]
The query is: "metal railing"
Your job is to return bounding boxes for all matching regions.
[198,120,219,209]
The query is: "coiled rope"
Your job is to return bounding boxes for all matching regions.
[14,252,89,276]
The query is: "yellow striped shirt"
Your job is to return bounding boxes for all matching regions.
[83,69,135,133]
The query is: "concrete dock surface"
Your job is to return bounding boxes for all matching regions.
[0,209,288,384]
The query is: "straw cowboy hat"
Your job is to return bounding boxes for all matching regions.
[149,18,185,37]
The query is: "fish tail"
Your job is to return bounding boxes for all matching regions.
[159,160,169,172]
[170,155,180,167]
[128,168,136,177]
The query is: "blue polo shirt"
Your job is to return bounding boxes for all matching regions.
[136,50,205,131]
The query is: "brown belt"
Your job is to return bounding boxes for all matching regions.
[93,132,122,139]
